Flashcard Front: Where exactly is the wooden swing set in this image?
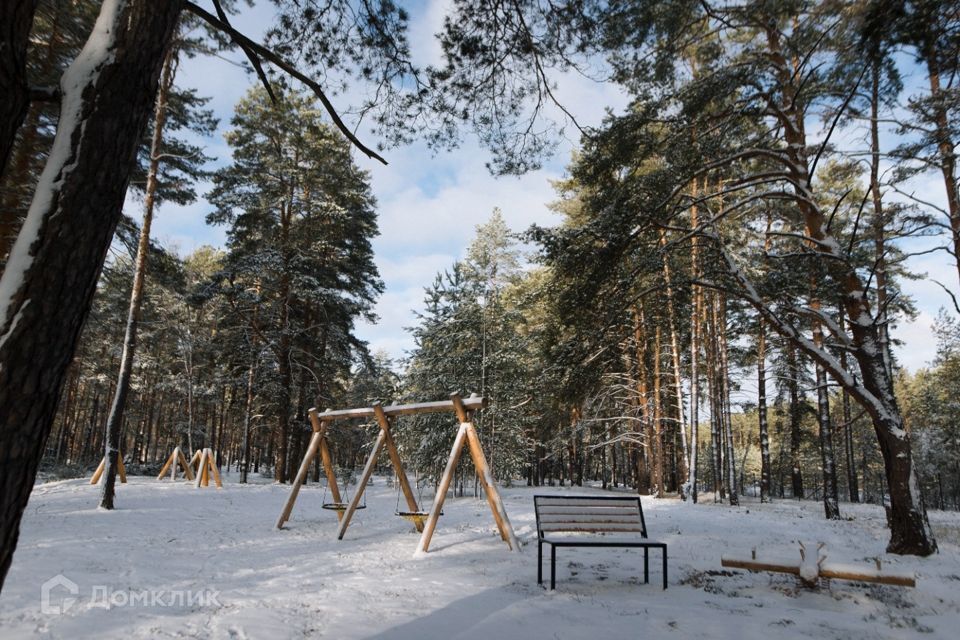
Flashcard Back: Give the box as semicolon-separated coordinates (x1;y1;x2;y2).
277;392;518;553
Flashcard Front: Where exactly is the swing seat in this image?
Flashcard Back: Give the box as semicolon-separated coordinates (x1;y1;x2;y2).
396;510;441;522
323;502;366;512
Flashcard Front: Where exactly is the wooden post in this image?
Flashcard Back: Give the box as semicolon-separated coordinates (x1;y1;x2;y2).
276;412;328;528
450;393;518;550
206;449;222;488
464;423;517;549
314;410;343;521
157;447;176;480
337;428;386;540
374;403;423;532
194;449;209;488
416;422;468;554
91;451;126;485
178;447;195;481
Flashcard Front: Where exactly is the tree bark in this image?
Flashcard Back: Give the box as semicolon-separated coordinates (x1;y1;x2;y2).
688;181;702;503
757;320;772;503
0;0;38;179
786;341;804;499
812;318;840;520
659;230;689;495
0;0;40;267
718;293;738;505
0;0;183;590
100;46;178;509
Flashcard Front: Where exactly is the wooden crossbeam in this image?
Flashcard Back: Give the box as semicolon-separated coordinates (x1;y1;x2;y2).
314;395;487;421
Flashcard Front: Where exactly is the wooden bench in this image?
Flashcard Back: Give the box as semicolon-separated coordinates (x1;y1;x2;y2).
534;494;668;590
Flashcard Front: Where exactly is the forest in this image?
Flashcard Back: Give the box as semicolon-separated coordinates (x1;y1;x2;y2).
1;1;959;636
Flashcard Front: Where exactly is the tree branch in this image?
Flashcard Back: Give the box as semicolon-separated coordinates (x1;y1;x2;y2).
184;1;387;165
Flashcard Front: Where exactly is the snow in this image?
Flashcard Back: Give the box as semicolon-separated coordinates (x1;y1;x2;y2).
2;475;959;639
0;0;124;353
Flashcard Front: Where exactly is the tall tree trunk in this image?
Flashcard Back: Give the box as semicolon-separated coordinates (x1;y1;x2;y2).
659;230;689;495
633;306;651;494
688;194;701;502
812;318;840;520
718;294;738;505
920;45;960;287
868;57;895;379
706;292;723;499
240;356;255;484
0;0;184;590
747;24;937;554
757;320;772;503
786;341;804;499
652;324;664;497
0;0;39;180
839;334;860;503
100;46;177;509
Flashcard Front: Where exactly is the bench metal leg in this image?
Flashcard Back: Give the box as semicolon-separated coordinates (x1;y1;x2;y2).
538;540;542;584
644;547;649;584
550;545;557;590
662;546;668;590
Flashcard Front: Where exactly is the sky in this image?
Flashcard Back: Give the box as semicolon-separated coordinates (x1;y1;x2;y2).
149;0;954;374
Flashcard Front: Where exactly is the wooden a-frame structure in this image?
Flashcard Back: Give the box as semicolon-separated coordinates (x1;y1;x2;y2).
277;393;518;553
90;450;127;485
157;446;195;482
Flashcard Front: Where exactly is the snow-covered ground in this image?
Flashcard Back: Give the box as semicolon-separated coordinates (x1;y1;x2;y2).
2;474;958;639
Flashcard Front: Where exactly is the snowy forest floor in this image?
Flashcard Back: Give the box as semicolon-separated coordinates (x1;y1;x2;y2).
2;475;959;639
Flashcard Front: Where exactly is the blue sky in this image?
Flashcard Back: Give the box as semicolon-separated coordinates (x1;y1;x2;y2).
147;1;955;373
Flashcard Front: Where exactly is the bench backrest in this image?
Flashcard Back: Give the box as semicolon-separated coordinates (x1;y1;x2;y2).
534;495;648;538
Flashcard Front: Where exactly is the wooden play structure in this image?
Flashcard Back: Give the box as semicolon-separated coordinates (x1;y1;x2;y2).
89;451;127;485
157;446;195;482
721;541;916;588
277;393;519;554
192;447;223;488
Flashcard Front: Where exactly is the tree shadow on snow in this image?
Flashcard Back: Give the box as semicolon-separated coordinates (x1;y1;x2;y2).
364;587;531;640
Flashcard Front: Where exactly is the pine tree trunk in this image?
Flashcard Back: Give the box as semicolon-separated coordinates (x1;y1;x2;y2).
718;294;738;505
706;292;723;499
868;58;895;378
634;306;651;494
240;358;255;484
761;24;934;553
839;340;859;503
812;318;840;519
785;340;804;499
659;230;689;495
688;251;701;503
0;0;184;590
100;46;177;509
921;49;960;288
0;0;38;181
652;325;664;497
757;320;772;502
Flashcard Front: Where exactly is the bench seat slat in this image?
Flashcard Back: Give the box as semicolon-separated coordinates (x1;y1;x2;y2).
537;507;639;516
536;498;639;508
539;516;640;525
539;523;647;533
